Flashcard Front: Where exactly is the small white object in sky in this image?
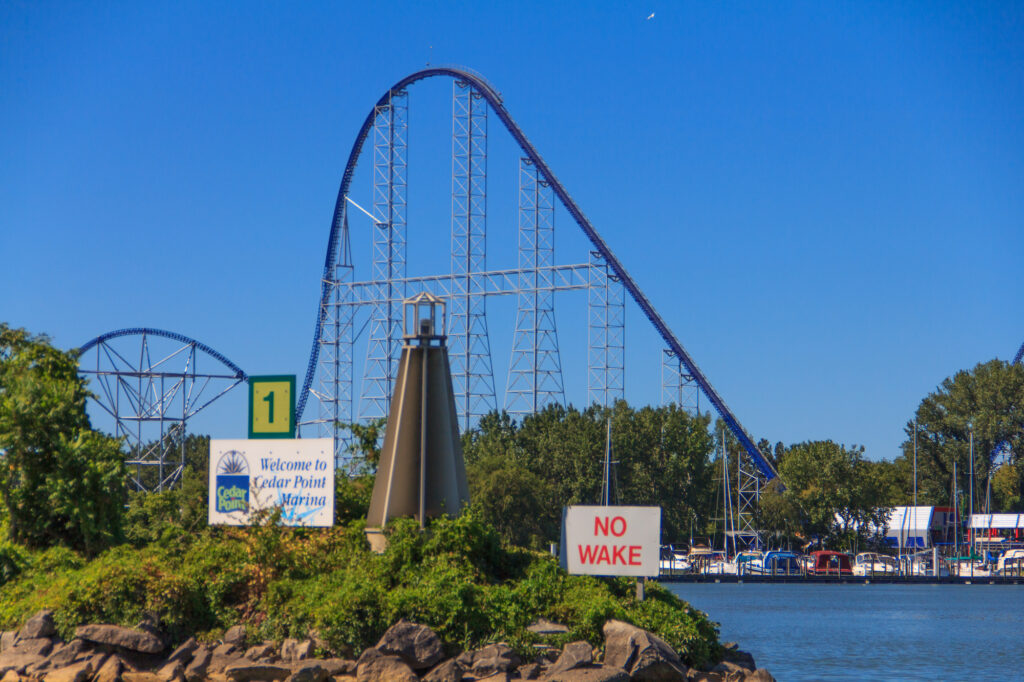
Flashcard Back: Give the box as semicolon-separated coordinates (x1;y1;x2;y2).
647;12;654;20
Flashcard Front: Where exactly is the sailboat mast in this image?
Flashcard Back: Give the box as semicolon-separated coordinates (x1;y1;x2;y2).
602;417;611;506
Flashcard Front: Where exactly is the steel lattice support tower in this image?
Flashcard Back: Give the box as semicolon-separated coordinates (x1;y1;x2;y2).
361;92;408;421
310;206;355;462
588;251;625;407
736;455;764;549
449;81;496;430
661;349;699;414
506;157;565;416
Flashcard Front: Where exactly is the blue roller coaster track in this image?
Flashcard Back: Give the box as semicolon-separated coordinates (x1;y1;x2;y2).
1015;341;1024;366
298;67;779;481
78;327;247;380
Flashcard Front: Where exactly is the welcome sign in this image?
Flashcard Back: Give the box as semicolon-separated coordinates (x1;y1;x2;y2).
209;438;334;527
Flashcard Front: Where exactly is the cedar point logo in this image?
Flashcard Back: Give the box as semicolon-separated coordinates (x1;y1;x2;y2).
216;451;250;514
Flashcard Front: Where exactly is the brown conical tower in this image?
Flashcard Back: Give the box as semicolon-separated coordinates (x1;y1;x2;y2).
366;293;470;548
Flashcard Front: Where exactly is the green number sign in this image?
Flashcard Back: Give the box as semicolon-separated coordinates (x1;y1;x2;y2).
248;375;295;439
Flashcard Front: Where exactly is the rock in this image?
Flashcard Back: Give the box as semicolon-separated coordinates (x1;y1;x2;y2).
0;652;45;676
20;610;57;640
421;658;463;682
721;649;755;672
122;674;163;682
75;625;165;655
246;644;278;662
214;644;241;657
710;661;749;676
743;671;775;682
355;654;417;682
548;642;593;675
157;659;184;681
166;638;199;665
375;619;443;671
319;659;356;676
460;643;520;677
0;632;18;654
94;655;124;682
41;660;93;682
224;626;248;646
44;640;85;670
285;662;327;682
0;670;19;682
685;672;723;682
224;663;292;682
602;620;688;681
516;662;542;680
184;647;212;682
526;619;570;636
544;667;631;682
474;674;510;682
13;637;55;657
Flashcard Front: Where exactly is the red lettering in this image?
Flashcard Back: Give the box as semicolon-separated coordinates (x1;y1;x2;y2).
578;545;599;564
594;517;610;536
612;545;626;564
597;545;611;564
611;516;627;537
628;546;642;565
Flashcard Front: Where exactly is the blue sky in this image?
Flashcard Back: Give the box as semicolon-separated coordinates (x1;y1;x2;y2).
2;2;1021;461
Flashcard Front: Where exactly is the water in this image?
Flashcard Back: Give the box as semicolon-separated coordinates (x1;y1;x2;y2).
665;582;1024;680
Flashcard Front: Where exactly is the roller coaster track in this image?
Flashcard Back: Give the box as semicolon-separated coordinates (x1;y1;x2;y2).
299;67;779;481
1015;341;1024;366
78;327;247;379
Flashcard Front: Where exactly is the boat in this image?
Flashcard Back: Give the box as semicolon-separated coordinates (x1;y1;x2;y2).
806;550;852;576
996;548;1024;576
905;550;951;577
852;552;899;577
658;545;692;574
747;550;802;575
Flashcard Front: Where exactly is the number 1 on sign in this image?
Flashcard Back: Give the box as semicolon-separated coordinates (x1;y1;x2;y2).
263;391;274;423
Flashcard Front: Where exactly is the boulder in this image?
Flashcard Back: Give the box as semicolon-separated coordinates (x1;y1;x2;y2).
43;640;85;670
184;647;212;682
0;632;18;654
19;611;57;640
41;660;93;682
156;659;184;681
544;667;631;682
547;641;593;675
75;625;165;655
0;670;19;682
214;643;241;657
224;626;248;646
602;620;688;681
93;656;124;682
0;652;45;675
422;658;464;682
284;662;327;682
526;619;570;636
355;654;417;682
710;661;749;676
457;643;520;678
246;643;278;662
224;662;292;682
13;637;55;657
166;637;199;665
720;647;755;672
319;659;356;676
743;671;775;682
375;619;443;671
122;674;164;682
515;662;542;680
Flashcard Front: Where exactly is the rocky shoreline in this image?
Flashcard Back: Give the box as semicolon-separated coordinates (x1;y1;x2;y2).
0;611;775;682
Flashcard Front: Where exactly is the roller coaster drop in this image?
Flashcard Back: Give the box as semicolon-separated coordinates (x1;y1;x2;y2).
297;67;780;539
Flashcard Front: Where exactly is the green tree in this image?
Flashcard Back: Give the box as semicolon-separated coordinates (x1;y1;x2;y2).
0;324;126;554
777;440;889;551
900;359;1024;510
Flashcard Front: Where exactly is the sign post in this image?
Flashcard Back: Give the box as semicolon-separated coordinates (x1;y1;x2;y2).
560;505;661;578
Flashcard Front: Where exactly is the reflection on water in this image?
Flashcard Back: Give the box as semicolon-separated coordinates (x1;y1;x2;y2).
665;583;1024;681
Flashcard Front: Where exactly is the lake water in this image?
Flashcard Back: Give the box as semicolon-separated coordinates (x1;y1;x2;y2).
664;582;1024;680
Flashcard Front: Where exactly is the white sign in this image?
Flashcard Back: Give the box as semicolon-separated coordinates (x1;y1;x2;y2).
209;438;334;527
561;505;661;577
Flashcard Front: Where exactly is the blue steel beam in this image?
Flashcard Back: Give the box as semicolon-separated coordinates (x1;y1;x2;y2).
299;66;779;481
